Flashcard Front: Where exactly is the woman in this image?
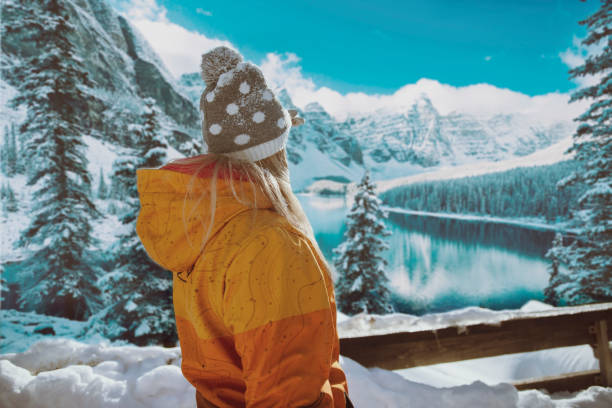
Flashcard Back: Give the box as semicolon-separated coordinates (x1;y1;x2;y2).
135;46;353;408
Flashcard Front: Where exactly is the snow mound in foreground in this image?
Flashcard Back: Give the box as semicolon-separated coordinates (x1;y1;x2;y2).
1;338;611;408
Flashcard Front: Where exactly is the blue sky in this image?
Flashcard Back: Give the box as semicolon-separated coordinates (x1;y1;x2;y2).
112;0;596;121
152;0;597;96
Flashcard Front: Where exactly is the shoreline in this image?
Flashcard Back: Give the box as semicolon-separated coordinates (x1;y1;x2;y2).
381;206;577;233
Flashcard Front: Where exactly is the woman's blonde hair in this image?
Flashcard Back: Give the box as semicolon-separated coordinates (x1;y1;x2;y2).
173;148;331;277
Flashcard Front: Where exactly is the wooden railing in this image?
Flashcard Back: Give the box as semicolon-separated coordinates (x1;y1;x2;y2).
339;303;612;393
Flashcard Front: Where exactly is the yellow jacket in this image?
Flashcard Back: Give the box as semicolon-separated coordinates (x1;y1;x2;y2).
136;159;349;407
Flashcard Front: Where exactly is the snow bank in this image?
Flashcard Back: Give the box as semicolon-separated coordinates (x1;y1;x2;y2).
340;300;603;392
1;338;610;408
0;339;193;408
337;300;610;338
341;355;518;408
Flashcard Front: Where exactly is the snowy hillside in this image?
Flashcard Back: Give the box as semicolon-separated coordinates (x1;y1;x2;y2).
376;135;574;193
2;301;611;408
1;0;200;153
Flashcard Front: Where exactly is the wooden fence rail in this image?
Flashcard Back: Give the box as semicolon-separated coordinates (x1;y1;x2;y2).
339;302;612;393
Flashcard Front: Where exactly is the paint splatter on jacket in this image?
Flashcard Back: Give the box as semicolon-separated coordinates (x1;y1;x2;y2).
135;158;349;407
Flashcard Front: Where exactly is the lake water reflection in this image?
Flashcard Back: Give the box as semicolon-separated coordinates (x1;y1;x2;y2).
297;193;558;315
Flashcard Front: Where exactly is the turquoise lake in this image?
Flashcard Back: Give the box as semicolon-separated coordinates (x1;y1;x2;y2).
297;193;560;315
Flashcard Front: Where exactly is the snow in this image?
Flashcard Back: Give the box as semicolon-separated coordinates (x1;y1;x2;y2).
1;301;611;407
1;336;609;407
302;179;347;195
0;175;29;264
377;136;574;193
288;142;363;192
0;310;109;355
0;76;27;127
83;135;119;186
0;339;193;408
350;276;363;292
382;207;577;233
337;300;611;338
134;322;151;337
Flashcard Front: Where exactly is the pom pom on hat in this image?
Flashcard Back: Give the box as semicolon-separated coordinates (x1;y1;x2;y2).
200;46;242;87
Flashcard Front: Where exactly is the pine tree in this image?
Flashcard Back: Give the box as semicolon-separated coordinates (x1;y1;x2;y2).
553;1;612;304
12;123;25;175
333;171;394;315
101;97;176;345
1;126;6;174
97;167;108;199
6;122;17;176
544;233;568;306
0;124;16;176
5;0;101;320
2;182;19;213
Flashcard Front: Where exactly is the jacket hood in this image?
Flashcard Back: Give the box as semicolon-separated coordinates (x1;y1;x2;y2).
136;158;274;275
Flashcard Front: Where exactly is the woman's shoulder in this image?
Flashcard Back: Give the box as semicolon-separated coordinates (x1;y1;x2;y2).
216;209;309;256
233;209;303;241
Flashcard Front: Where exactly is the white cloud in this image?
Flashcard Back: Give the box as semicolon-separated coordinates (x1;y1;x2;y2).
114;0;231;78
484;56;492;61
260;52;586;124
113;0;586;124
559;35;607;89
117;0;165;20
196;8;212;17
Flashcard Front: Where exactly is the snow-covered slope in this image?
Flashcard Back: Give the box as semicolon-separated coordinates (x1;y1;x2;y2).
1;0;200;151
377;136;574;193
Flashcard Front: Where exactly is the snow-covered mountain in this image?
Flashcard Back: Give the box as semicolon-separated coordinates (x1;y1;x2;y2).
179;71;576;190
2;0;200;153
339;94;574;178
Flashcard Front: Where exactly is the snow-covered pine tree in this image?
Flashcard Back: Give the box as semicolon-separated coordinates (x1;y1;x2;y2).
1;182;19;213
551;1;612;304
0;123;17;176
333;171;394;315
0;125;8;175
544;233;567;306
97;168;108;200
101;97;176;346
5;0;102;320
7;121;18;176
12;122;25;175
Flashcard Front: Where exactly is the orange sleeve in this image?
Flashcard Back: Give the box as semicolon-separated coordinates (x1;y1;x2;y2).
222;226;340;408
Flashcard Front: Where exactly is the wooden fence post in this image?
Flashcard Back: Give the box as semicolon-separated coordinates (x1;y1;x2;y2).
594;319;612;387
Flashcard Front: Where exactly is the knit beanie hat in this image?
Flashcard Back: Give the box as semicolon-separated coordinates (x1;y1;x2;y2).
199;46;300;162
